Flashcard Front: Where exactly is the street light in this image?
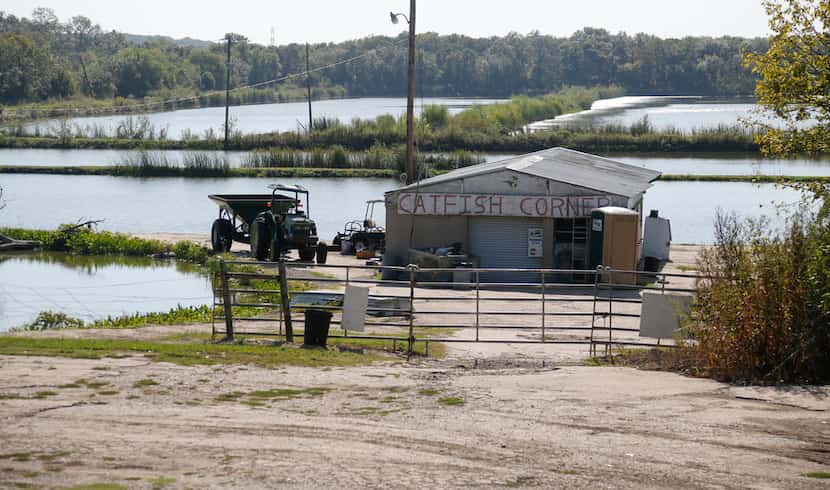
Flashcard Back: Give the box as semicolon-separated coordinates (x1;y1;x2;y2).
391;1;416;185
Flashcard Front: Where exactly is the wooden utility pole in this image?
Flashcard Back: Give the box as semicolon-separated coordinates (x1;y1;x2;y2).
405;0;417;185
223;33;233;149
306;43;313;133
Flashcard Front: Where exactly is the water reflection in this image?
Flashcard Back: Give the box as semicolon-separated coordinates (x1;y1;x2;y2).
0;252;211;331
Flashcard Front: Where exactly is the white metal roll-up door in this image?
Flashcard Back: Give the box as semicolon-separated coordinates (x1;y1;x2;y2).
469;217;544;283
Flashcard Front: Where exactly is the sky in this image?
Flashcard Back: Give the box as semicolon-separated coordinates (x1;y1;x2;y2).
0;0;771;45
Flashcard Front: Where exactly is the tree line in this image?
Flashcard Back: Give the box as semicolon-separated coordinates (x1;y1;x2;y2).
0;8;767;105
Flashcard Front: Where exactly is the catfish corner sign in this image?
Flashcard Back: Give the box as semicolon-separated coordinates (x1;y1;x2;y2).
397;193;614;219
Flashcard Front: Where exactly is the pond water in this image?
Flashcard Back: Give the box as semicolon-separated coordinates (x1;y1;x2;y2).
0;148;250;167
0;174;807;244
0;174;395;241
4;149;830;177
18;97;507;140
0;252;212;331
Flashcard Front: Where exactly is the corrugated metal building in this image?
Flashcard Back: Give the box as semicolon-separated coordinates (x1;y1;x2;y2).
383;147;661;280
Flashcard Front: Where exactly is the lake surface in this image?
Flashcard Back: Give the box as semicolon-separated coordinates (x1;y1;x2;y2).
4;149;830;177
0;175;394;241
0;252;212;331
18;97;507;140
0;174;807;244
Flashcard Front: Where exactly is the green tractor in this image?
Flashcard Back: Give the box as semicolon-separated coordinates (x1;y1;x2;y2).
208;184;327;263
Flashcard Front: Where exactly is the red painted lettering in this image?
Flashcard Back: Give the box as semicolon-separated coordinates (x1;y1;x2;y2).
443;194;457;214
535;198;548;216
551;198;565;217
474;196;487;214
519;198;533;216
399;194;413;214
413;195;426;214
461;195;472;214
581;197;594;216
430;194;440;214
567;197;579;217
489;196;503;215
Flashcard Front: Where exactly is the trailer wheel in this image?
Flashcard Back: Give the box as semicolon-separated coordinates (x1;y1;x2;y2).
316;242;328;264
250;218;270;261
298;246;316;262
211;219;234;252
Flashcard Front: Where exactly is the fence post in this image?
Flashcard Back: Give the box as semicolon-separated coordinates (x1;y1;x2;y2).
407;264;417;359
589;265;602;357
475;270;480;342
607;266;614;357
541;271;546;343
220;259;234;341
278;260;294;343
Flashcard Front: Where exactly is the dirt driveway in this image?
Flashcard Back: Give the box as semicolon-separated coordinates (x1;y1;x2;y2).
0;346;828;489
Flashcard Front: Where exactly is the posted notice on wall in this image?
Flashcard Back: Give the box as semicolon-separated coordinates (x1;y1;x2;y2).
528;227;543;258
342;285;369;332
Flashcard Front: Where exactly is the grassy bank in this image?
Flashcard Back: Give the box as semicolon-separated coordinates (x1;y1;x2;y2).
0;125;762;154
6;165;830;183
0;165;397;178
659;174;830;183
0;226;212;263
0;336;383;368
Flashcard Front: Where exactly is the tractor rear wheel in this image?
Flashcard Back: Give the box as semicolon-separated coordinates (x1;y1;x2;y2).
250;218;270;261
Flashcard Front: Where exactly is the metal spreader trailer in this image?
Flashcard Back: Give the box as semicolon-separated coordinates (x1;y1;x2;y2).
208;184;327;263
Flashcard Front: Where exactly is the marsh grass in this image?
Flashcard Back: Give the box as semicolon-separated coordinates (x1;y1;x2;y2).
0;226;211;263
114;150;230;177
242;144;484;172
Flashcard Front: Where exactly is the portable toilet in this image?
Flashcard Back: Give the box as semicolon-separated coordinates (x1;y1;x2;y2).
643;209;672;262
589;207;640;284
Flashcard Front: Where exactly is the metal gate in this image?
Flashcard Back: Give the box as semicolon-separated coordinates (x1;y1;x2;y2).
468;216;544;282
213;259;698;358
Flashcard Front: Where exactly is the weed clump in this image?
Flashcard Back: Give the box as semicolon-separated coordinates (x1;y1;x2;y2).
684;185;830;384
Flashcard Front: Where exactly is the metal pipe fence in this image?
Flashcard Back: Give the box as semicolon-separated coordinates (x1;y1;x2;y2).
211;259;701;358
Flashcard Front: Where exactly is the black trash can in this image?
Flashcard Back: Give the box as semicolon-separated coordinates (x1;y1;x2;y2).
643;256;660;273
303;309;332;347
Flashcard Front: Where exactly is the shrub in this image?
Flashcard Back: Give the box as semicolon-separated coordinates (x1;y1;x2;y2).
19;311;84;331
685;185;830;384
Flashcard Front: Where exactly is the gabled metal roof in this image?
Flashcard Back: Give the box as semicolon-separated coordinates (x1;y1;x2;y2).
391;147;661;198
